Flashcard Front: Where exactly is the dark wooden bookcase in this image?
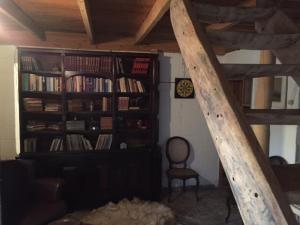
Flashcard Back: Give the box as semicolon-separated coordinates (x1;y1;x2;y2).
18;48;161;209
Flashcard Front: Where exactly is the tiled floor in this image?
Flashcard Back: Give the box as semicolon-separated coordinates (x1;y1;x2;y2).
162;188;243;225
49;188;244;225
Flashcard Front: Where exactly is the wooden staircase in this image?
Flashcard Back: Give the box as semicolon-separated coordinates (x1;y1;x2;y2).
170;0;300;225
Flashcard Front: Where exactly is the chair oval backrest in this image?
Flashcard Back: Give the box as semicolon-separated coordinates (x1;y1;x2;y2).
269;155;288;165
166;136;190;166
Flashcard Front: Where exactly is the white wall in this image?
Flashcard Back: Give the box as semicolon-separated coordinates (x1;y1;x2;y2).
159;53;219;187
269;76;300;163
0;45;19;159
158;50;263;188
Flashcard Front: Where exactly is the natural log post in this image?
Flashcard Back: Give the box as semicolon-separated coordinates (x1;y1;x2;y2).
251;50;275;154
170;0;297;225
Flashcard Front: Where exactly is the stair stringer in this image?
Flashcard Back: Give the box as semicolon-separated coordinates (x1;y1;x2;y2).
170;0;298;225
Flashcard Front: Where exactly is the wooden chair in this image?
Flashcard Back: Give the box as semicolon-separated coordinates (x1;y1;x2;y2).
166;136;199;202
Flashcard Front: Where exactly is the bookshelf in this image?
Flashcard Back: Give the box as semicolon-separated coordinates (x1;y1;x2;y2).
18;48;161;209
18;48;159;154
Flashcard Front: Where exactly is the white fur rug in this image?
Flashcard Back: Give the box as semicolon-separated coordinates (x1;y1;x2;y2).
81;198;175;225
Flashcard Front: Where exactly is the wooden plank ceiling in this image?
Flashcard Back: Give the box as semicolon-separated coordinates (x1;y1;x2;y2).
0;0;300;52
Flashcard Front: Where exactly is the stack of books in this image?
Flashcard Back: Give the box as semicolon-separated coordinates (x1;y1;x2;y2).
44;100;62;112
131;58;151;74
26;121;63;132
68;99;83;111
95;134;112;150
64;56;112;73
23;98;43;111
24;138;37;152
66;134;93;151
50;138;63;152
66;76;112;93
100;117;113;130
118;97;129;111
26;121;46;131
22;73;62;92
21;56;40;71
47;122;63;131
117;77;145;93
66;120;85;131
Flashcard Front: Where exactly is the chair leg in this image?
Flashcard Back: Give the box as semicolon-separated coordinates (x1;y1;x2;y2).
168;177;172;202
225;195;232;223
195;176;200;201
183;179;186;192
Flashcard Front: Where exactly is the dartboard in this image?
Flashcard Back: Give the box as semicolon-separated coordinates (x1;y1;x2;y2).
175;78;194;98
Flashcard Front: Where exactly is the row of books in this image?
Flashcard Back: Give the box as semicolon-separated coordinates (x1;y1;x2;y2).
23;98;62;112
50;138;63;152
21;56;40;71
23;136;147;152
67;134;93;151
131;58;151;74
22;73;62;92
24;138;37;152
26;121;63;131
66;117;113;131
64;56;112;73
68;97;111;112
95;134;112;150
117;97;148;111
115;57;151;75
66;76;112;93
117;77;145;93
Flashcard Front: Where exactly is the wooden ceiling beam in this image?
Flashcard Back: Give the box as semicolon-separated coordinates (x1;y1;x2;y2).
207;30;300;50
206;0;255;31
0;30;180;52
0;0;45;41
195;3;274;24
135;0;170;44
246;109;300;125
77;0;95;43
223;64;300;79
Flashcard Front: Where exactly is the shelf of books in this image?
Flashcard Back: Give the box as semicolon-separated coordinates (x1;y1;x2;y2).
18;48;158;155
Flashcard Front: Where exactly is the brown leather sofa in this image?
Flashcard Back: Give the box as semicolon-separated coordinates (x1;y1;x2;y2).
0;160;67;225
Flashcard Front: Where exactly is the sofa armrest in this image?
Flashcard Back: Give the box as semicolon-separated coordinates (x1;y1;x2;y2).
34;178;64;203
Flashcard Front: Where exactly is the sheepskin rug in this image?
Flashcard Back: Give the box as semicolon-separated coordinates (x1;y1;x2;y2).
81;198;175;225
